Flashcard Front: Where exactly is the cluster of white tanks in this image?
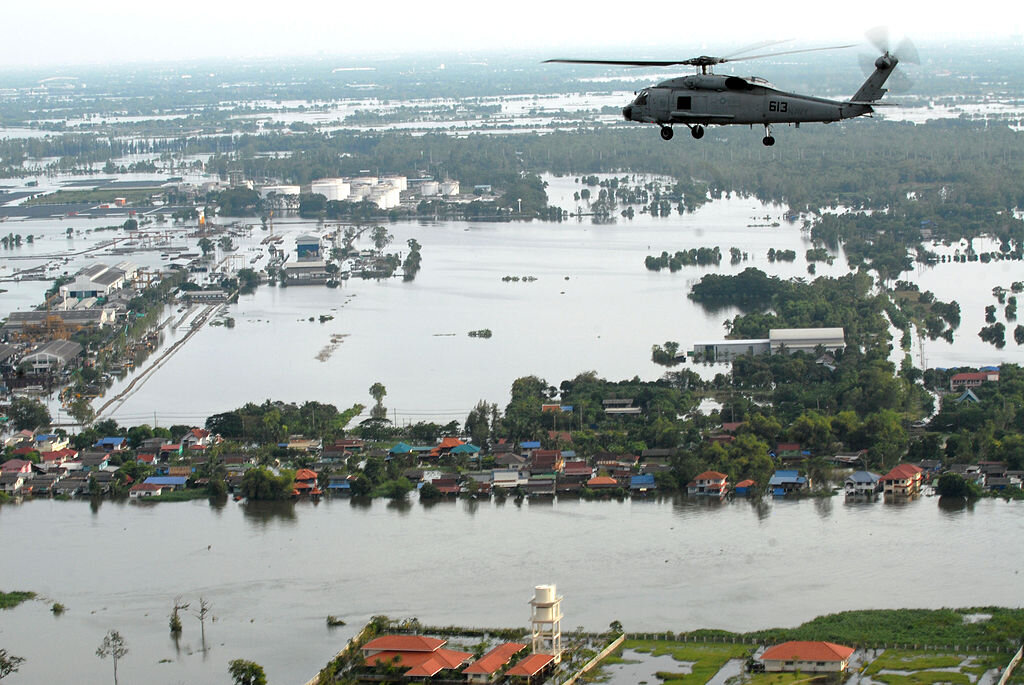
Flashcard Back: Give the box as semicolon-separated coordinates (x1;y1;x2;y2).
419;179;460;197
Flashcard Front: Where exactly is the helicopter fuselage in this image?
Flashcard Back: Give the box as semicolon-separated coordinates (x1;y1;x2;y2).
622;74;872;128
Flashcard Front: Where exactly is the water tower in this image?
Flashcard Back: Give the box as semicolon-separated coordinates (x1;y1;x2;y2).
529;584;563;664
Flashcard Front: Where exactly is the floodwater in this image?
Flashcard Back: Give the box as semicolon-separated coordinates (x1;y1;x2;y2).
0;494;1020;684
4;177;1021;425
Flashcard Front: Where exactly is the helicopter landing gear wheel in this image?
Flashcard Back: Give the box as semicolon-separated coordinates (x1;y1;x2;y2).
690;125;705;139
762;124;775;146
660;126;674;141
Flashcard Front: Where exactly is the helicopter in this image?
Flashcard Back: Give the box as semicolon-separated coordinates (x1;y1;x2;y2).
545;32;917;146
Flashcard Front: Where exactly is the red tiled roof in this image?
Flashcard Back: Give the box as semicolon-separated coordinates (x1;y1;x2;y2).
294;468;318;482
736;479;756;488
951;372;987;382
438;437;464;449
564;462;593;476
776;443;801;452
506;653;555;677
130;483;164;492
12;446;36;456
587;476;619;487
463;643;527;675
40;448;77;462
366;648;472;677
881;463;923;481
694;470;727;481
362;635;446;653
760;641;854;663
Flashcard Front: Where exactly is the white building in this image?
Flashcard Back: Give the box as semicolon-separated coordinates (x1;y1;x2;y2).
769;327;846;354
439;179;460;196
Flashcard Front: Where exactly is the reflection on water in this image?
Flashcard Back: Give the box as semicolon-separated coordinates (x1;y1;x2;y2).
0;496;1022;685
240;500;298;523
938;496;975;514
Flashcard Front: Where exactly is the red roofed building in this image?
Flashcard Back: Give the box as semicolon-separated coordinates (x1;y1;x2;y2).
759;641;855;673
505;653;555;682
362;635;472;678
130;482;167;499
293;468;321;497
1;459;33;474
429;436;465;458
687;470;728;497
40;448;78;466
463;643;526;683
529;449;564;474
950;370;999;391
586;475;619;490
880;463;923;496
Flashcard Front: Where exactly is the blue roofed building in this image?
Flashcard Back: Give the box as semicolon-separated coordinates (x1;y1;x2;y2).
769;470;809;496
630;474;656;495
94;436;127;452
143;476;187;490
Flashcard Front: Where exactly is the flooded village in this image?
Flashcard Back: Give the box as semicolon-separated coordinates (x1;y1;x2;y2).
3;38;1024;685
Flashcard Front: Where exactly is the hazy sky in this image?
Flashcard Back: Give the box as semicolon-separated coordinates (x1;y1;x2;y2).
2;0;1019;69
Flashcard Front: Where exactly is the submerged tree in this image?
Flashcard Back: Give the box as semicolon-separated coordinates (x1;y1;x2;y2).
229;659;267;685
0;649;25;681
95;630;128;685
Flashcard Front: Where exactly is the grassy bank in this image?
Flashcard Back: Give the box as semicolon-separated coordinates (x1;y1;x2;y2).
0;591;36;609
682;607;1024;651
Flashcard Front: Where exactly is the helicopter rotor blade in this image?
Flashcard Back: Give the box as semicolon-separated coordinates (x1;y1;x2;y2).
543;58;691;67
895;37;920;65
866;25;890;54
721;39;793;59
721;43;856;64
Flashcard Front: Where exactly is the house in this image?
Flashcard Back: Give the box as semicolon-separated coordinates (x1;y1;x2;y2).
362;635;473;679
327;475;353;496
1;471;29;495
586;475;620;491
505;653;556;683
463;643;527;684
181;428;214;450
769;470;810;496
687;471;728;497
519;441;541;457
759;641;855;673
40;448;78;467
1;458;34;474
493;469;527;489
602;398;641;415
21;339;83;374
34;433;69;452
529;450;564;474
526;475;556;497
78;453;110;472
94;436;127;452
845;471;881;496
130;482;167;499
630;473;656;495
430;477;461;496
950;370;999;391
143;476;187;491
880;463;924;496
734;479;756;496
293;468;321;497
495;453;527;470
562;461;594;483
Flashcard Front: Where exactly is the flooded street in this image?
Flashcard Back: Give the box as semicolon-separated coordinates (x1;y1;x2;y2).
0;494;1020;684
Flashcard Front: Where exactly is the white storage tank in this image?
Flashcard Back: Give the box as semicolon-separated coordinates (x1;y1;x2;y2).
381;175;408;191
439;180;460;196
420;180;439;197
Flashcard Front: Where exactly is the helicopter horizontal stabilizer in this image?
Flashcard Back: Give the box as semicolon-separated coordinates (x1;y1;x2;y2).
844;100;900;106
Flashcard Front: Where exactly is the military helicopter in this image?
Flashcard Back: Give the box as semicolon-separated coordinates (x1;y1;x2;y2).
545;31;917;145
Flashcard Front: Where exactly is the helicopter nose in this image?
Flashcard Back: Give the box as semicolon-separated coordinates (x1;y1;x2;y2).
622;105;633;121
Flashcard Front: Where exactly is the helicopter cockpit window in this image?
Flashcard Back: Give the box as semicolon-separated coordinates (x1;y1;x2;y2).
676;96;691;110
634;91;648;106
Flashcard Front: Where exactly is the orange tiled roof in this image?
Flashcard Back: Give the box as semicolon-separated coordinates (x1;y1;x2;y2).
760;641;854;662
506;653;554;677
463;643;526;675
294;468;318;482
694;470;727;481
587;476;618;487
366;648;472;677
881;463;923;481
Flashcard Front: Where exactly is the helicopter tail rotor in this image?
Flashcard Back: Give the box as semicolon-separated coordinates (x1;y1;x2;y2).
861;26;918;94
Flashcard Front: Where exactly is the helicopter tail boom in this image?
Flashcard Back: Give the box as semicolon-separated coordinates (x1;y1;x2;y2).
851;53;898;103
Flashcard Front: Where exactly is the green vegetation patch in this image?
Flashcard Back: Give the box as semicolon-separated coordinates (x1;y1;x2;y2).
623;640;751;684
865;651;965;675
872;671;971;685
744;607;1024;651
0;591;37;609
24;188;154;207
146;489;213;502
